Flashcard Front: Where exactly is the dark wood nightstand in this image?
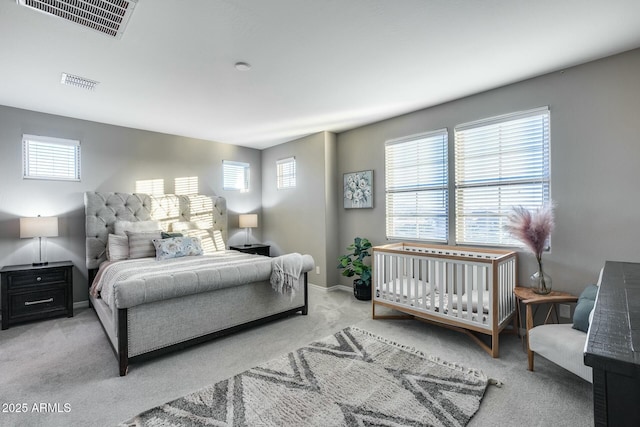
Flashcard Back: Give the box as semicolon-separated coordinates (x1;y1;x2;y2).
230;244;271;257
1;261;74;330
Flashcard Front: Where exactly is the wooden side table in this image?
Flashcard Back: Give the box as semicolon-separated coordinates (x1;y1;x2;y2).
513;286;578;371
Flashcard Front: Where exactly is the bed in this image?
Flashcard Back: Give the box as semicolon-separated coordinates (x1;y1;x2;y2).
372;242;517;357
85;191;314;376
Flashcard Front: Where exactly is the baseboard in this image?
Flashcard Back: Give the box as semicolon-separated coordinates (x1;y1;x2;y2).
308;283;352;293
74;300;90;310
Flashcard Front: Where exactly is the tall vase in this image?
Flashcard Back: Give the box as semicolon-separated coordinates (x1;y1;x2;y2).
530;260;552;295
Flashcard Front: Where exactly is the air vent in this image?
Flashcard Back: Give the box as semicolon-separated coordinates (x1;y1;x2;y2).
18;0;137;39
61;72;99;90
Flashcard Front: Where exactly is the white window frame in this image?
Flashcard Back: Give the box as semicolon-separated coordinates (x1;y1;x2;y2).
385;129;449;242
22;134;81;181
223;160;250;192
454;107;551;247
276;156;296;189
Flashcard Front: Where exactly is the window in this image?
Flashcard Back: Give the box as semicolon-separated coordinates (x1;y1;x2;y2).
454;107;550;246
385;129;448;242
23;134;80;181
223;160;250;192
135;179;165;195
277;157;296;189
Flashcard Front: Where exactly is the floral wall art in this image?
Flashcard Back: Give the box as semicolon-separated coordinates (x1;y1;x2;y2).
344;170;373;209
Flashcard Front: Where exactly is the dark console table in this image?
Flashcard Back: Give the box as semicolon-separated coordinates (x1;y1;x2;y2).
584;261;640;426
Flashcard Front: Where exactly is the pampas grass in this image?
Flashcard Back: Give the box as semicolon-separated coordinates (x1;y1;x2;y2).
505;204;555;264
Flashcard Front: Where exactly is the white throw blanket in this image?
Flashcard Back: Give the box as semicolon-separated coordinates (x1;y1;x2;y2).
270;253;304;296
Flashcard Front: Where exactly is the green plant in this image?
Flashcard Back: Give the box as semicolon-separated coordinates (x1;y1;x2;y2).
337;237;372;286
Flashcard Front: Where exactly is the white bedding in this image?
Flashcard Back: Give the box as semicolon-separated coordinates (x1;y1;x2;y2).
91;251;271;309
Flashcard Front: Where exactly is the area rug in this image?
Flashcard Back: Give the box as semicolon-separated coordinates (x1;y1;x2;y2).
120;327;492;426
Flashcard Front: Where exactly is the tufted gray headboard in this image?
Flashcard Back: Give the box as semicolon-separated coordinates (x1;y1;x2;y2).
84;192;228;270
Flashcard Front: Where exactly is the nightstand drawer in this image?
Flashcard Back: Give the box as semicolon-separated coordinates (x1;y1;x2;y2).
10;286;67;318
7;268;68;288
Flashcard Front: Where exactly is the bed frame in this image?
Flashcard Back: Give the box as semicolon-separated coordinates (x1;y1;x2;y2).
85;192;308;376
372;242;517;357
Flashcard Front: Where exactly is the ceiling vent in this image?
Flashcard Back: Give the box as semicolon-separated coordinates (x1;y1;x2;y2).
17;0;137;39
61;72;99;90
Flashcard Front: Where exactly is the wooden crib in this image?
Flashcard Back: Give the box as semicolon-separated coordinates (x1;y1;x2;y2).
372;242;517;357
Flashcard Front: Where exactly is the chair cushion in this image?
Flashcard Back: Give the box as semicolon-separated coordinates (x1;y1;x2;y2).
573;284;598;332
529;323;592;382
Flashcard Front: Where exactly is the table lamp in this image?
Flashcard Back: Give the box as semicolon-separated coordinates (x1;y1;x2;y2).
20;216;58;266
238;214;258;246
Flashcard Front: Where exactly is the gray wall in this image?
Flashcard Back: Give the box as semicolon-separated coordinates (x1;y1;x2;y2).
261;132;338;287
0;106;262;303
336;48;640;296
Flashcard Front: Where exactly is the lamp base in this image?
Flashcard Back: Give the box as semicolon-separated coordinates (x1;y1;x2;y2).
32;261;49;267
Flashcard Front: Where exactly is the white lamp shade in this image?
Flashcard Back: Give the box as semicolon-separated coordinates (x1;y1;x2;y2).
20;216;59;238
239;214;258;228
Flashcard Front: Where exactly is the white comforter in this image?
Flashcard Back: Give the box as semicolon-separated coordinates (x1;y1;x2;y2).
91;251;272;309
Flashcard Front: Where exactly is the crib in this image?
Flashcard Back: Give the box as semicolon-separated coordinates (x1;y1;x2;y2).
372;242;518;357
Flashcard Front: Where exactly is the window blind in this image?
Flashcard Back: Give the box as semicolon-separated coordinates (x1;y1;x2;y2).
23;135;81;181
277;157;296;189
454;107;550;246
223;160;250;192
385;129;448;242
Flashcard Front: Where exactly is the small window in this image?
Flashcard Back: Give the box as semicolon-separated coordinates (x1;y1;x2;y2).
385;129;449;242
223;160;250;192
23;134;80;181
454;107;551;246
277;157;296;189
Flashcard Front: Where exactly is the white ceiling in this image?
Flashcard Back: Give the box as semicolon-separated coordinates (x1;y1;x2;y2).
1;1;640;150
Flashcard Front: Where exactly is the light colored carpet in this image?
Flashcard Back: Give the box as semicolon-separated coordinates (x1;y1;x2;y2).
0;286;593;426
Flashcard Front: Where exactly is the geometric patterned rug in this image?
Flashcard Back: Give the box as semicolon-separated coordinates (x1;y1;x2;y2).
120;327;491;426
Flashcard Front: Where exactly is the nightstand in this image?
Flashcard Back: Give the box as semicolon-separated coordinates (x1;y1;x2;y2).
1;261;74;330
230;244;271;257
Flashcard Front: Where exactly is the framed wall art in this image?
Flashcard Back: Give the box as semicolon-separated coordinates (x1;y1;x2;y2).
344;170;373;209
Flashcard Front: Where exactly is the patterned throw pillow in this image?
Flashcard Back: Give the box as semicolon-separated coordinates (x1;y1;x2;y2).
152;236;203;261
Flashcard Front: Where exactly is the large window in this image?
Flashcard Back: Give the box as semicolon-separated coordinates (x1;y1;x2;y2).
385;129;448;242
22;134;81;181
223;160;250;192
454;107;551;246
276;157;296;189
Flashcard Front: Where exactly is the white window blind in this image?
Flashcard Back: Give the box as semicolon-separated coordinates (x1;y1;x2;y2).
223;160;250;192
277;157;296;189
23;135;81;181
385;129;448;242
454;107;550;246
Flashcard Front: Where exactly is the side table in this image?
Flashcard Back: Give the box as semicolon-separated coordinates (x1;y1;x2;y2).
229;244;270;257
513;286;578;371
1;261;74;330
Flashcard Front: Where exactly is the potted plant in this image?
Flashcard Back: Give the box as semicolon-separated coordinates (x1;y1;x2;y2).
337;237;373;300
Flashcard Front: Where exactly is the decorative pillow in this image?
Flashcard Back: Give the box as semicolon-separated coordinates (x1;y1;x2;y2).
106;234;129;261
572;284;599;332
171;221;195;232
126;230;162;259
182;229;215;253
153;236;203;260
161;232;183;238
114;220;160;236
